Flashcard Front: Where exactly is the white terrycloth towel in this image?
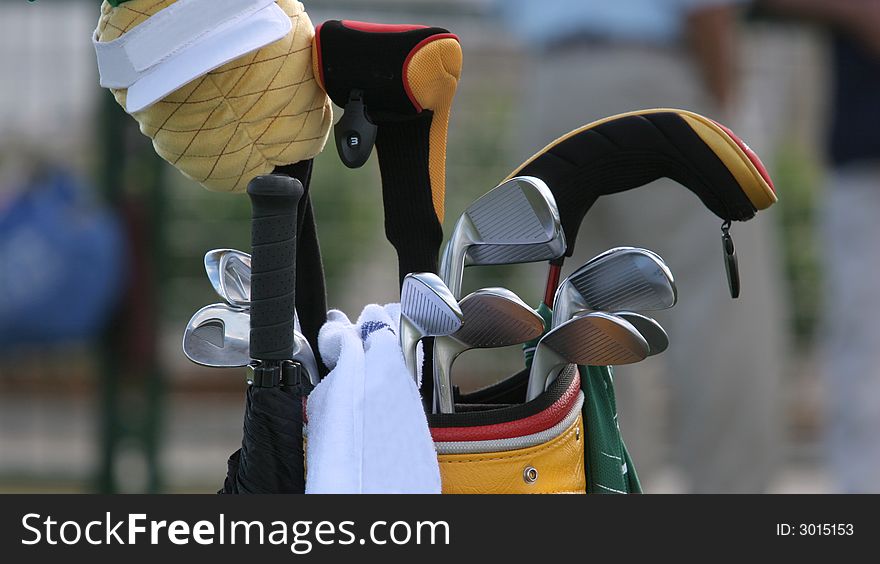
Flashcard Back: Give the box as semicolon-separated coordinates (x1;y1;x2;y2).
305;304;441;494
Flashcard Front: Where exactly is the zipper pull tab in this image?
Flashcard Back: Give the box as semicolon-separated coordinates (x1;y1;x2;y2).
721;220;740;299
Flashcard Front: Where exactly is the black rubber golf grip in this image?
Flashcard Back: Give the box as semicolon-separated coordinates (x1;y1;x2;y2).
247;175;303;361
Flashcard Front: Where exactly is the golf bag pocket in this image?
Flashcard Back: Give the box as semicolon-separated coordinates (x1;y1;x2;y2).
431;367;586;494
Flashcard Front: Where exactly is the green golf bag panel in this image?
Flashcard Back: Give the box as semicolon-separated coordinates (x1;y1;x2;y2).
581;365;642;494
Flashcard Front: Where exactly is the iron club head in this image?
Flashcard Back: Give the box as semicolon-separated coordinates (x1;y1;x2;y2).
183;303;318;385
219;251;251;308
615;311;669;356
399;273;464;385
183;303;251;368
203;249;302;332
433;287;545;413
551;247;677;328
440;176;565;298
204;249;229;300
526;311;649;401
204;249;252;308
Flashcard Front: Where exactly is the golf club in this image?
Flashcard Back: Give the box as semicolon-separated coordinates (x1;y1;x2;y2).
204;249;233;301
433;287;544;414
399;272;464;385
183;303;251;368
182;303;320;385
526;311;650;401
615;311;669;356
203;249;308;332
219;251;251;308
551;247;677;329
205;248;252;308
439;176;565;298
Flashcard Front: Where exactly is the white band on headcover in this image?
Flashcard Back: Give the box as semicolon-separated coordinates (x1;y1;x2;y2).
94;0;291;113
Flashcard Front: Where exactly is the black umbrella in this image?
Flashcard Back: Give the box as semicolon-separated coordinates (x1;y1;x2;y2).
220;174;311;494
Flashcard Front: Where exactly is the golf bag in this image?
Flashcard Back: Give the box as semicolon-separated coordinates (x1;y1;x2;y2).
94;2;777;494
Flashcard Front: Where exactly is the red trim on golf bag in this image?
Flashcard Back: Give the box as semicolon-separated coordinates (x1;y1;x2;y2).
431;371;581;442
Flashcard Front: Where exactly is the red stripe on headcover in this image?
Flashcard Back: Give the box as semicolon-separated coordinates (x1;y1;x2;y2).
314;22;326;89
341;20;428;33
401;33;460;112
712;120;775;194
431;370;581;442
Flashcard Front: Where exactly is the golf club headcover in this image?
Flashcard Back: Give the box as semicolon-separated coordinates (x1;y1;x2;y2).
313;20;462;280
94;0;332;193
506;109;777;257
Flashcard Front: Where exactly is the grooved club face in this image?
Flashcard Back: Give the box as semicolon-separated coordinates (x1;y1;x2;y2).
453;288;544;348
205;249;252;308
552;247;677;327
543;312;648;365
399;273;463;384
400;273;463;336
433;287;544;414
526;311;650;401
441;176;565;298
219;252;251;308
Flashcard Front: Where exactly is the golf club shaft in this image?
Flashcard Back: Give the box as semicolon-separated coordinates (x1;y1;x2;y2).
527;345;565;401
543;260;564;308
433;338;464;414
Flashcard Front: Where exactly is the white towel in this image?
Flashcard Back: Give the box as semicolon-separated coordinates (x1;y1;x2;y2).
305;304;441;494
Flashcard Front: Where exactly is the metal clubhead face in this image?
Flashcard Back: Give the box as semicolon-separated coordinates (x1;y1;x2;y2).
440;176;565;298
433;287;544;414
616;311;669;356
183;303;318;385
205;249;251;307
453;287;544;348
204;249;228;300
551;247;677;328
183;303;251;368
219;251;251;308
399;273;464;384
526;311;650;401
203;251;302;331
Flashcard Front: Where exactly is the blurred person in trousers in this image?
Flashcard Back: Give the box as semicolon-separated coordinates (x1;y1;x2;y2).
496;0;789;493
760;0;880;493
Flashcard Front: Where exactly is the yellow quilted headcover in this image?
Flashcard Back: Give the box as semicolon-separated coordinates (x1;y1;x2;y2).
96;0;332;192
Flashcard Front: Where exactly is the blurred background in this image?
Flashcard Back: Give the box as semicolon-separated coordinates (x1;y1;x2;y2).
0;0;864;493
